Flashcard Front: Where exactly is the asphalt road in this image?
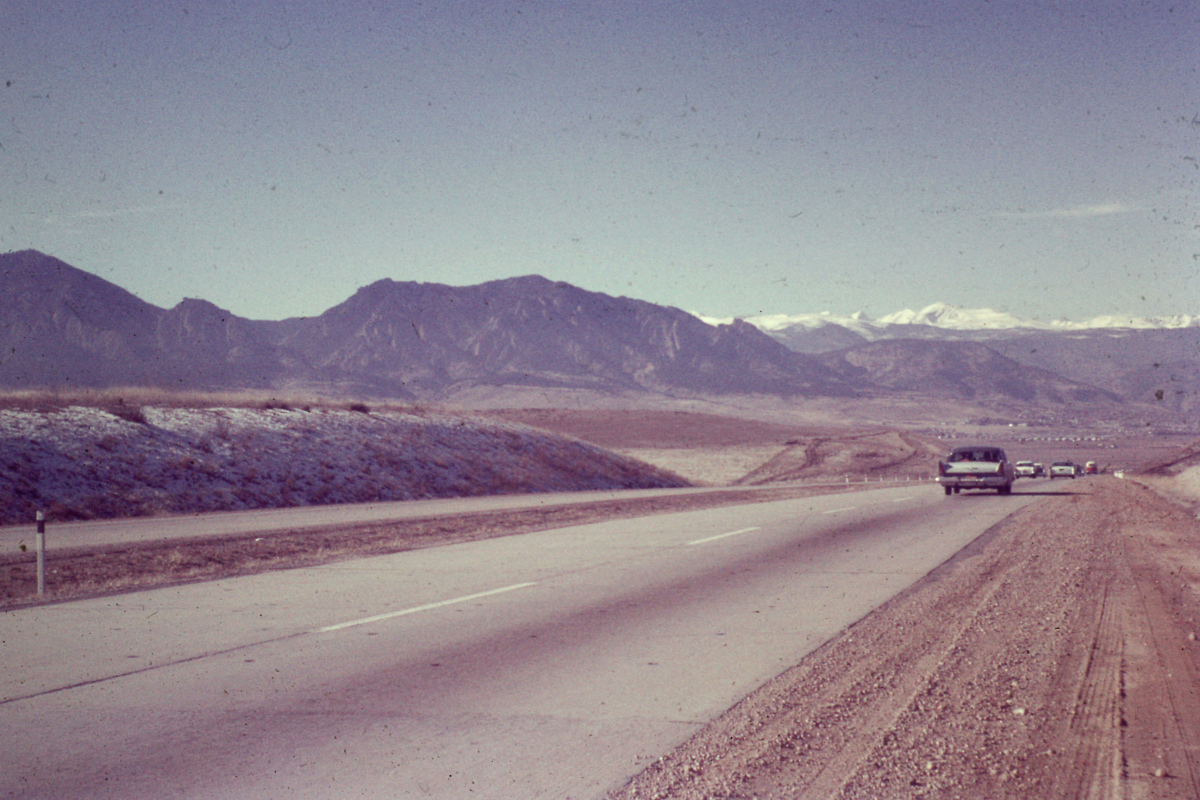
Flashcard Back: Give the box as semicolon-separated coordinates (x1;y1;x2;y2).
1;483;1045;799
0;483;841;555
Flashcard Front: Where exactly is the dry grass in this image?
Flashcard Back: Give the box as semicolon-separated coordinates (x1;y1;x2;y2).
0;387;416;414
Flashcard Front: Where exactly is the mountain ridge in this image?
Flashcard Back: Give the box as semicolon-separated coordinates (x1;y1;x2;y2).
0;250;851;400
1;250;1186;414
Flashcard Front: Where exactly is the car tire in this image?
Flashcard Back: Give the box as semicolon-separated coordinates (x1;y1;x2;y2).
945;486;952;496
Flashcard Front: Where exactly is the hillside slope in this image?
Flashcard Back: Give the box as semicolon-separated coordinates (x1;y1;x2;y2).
0;405;687;525
817;339;1122;405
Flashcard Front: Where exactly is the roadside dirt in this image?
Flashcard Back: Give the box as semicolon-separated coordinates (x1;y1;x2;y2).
607;476;1200;799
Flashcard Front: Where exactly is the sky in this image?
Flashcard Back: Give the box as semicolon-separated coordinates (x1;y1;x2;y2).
2;1;1197;323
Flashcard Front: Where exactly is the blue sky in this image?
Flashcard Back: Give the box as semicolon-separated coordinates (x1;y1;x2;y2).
3;1;1197;322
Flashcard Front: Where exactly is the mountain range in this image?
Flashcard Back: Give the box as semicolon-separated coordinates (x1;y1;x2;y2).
720;304;1198;415
701;303;1199;338
1;250;1194;415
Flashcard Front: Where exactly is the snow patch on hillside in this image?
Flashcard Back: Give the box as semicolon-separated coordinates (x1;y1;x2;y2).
0;407;687;525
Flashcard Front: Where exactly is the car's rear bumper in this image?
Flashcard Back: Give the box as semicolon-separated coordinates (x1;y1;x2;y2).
937;475;1010;489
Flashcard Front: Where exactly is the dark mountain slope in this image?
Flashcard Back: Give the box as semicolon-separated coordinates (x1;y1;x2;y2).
270;276;852;397
818;339;1122;405
986;329;1200;414
0;250;164;387
0;252;850;398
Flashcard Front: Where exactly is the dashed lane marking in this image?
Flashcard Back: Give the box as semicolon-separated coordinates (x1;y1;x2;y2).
687;527;762;546
315;582;539;633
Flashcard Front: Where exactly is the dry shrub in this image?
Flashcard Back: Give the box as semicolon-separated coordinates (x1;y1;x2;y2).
105;403;148;425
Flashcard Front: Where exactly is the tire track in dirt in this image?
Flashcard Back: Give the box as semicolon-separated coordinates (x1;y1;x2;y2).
1121;531;1200;795
1053;583;1125;799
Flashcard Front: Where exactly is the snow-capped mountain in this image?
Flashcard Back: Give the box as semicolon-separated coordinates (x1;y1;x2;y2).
694;310;880;336
884;303;1199;332
697;302;1199;336
876;303;1037;330
1052;313;1200;331
692;301;1200;415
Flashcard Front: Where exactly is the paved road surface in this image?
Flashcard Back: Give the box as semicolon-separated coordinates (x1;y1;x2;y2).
0;484;794;554
1;484;1043;798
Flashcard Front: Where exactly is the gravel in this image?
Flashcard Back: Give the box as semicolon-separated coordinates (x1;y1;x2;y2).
607;476;1200;799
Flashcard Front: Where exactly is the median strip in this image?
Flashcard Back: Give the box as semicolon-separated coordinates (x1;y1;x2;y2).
315;582;539;633
687;527;762;546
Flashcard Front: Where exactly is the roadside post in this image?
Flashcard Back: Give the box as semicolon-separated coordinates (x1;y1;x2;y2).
36;510;45;596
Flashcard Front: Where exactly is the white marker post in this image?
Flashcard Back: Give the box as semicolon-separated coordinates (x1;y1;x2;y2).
35;510;45;596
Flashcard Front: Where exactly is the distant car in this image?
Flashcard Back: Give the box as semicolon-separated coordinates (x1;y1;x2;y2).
937;445;1016;495
1014;461;1037;479
1084;461;1098;475
1034;463;1045;477
1049;461;1076;479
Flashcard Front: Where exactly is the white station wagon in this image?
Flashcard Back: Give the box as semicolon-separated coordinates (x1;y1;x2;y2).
1049;461;1077;479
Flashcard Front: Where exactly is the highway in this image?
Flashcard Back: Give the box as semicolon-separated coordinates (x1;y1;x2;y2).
0;485;730;554
1;484;1042;798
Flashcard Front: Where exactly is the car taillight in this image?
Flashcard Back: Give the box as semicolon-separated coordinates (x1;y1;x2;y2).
938;461;948;475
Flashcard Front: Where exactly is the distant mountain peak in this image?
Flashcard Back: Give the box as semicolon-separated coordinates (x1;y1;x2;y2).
712;301;1199;335
877;303;1031;330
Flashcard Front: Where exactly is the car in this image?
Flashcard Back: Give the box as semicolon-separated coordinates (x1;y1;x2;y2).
937;445;1016;495
1049;460;1076;479
1034;463;1045;477
1084;461;1098;475
1014;460;1037;479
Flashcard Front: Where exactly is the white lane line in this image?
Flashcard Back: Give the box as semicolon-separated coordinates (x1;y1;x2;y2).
892;496;915;503
688;527;761;546
822;506;857;515
315;582;538;633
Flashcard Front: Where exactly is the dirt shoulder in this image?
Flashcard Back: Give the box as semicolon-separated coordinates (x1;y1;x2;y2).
608;476;1200;799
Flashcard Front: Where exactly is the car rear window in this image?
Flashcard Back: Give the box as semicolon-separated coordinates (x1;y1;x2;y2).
949;449;1001;463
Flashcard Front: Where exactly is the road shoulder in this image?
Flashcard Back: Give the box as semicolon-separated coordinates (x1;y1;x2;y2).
608;477;1200;799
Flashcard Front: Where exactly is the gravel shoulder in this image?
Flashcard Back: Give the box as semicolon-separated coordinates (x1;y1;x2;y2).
607;476;1200;799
